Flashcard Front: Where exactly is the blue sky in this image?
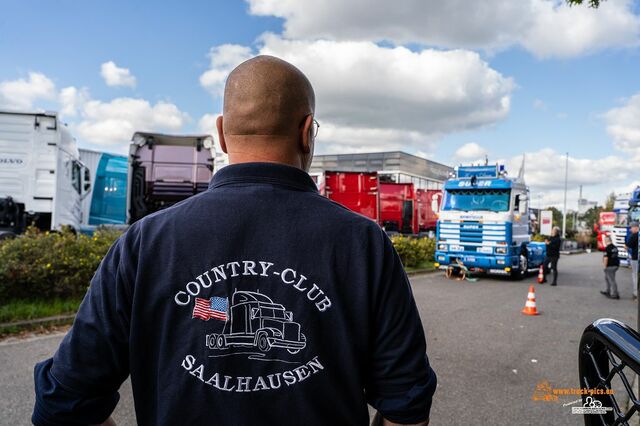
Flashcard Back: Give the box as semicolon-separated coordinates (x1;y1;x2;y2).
0;0;276;117
1;0;640;207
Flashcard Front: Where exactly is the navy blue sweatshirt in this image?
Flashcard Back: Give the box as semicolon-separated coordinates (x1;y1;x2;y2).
33;162;436;425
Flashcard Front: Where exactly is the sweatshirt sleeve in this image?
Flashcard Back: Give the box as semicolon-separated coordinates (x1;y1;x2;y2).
365;232;437;424
32;227;138;426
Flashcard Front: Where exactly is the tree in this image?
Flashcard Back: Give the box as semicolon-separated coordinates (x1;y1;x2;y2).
566;0;604;7
605;192;616;211
582;205;602;232
545;206;576;236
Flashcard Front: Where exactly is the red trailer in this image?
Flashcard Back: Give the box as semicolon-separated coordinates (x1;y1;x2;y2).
595;211;616;251
416;189;442;234
321;171;379;222
379;182;418;234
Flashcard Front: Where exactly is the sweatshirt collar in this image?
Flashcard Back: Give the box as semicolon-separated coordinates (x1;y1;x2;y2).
209;162;318;193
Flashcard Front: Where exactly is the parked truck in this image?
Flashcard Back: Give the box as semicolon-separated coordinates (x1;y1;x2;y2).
79;149;127;231
206;291;306;354
434;164;546;278
416;189;442;235
594;211;616;251
0;110;91;238
316;170;379;222
379;181;417;234
127;132;215;224
312;170;442;235
611;193;632;266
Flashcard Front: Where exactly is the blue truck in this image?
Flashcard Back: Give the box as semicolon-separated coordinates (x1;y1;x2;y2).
434;164;546;278
79;149;127;231
610;188;640;266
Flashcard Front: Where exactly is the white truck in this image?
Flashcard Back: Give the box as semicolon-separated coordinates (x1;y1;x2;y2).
0;110;91;238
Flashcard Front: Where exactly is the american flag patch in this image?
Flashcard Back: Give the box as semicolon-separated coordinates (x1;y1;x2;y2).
192;296;228;321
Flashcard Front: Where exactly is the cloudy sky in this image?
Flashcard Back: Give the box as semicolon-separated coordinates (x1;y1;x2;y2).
1;0;640;208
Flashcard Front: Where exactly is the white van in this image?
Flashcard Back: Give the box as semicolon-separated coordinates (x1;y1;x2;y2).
0;110;91;237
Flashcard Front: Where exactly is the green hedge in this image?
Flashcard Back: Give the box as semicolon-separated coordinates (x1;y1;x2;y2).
0;227;433;301
390;235;435;268
0;227;122;301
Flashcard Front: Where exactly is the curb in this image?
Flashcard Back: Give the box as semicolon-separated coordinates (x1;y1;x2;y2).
0;314;76;330
406;269;439;277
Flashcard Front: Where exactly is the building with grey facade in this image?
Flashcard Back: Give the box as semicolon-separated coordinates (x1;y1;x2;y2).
310;151;452;190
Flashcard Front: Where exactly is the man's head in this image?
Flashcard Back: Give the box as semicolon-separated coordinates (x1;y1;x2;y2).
631;222;639;233
216;55;317;171
552;226;560;237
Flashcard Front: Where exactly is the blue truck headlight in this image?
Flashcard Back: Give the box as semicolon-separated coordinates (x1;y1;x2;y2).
437;243;447;251
495;247;507;254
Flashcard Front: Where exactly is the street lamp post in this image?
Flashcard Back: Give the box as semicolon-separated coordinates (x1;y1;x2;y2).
562;152;569;238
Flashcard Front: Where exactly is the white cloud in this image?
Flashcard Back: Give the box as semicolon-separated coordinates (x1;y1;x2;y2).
454;142;488;161
495;148;636;208
198;113;218;135
200;45;253;96
316;122;437;155
524;0;640;58
0;72;56;110
247;0;640;58
0;70;189;152
100;61;137;88
59;86;90;117
201;34;514;155
605;93;640;156
74;97;190;149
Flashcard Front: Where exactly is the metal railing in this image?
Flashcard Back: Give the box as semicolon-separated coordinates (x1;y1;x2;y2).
579;319;640;425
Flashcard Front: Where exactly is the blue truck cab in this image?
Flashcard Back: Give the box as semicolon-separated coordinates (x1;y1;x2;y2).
434;164;546;278
612;187;640;266
79;149;128;233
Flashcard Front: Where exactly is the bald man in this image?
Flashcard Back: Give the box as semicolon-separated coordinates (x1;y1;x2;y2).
33;56;436;426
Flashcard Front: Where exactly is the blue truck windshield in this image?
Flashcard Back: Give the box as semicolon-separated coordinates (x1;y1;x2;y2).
443;188;511;212
629;207;640;223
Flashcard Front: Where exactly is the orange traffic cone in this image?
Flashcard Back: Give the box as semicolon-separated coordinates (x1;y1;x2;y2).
522;285;540;316
537;264;544;284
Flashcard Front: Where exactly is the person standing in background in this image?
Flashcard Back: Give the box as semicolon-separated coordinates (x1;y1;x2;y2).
542;226;561;286
601;236;621;300
626;222;639;300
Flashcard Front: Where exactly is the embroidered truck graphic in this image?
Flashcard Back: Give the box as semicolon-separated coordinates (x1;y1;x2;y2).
206;291;306;354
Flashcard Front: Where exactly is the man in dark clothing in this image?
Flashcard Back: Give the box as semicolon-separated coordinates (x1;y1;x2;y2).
626;222;639;299
32;56;436;426
602;236;621;299
542;226;561;286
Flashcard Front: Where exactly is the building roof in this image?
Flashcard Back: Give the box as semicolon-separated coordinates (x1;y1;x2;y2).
310;150;452;182
131;132;213;147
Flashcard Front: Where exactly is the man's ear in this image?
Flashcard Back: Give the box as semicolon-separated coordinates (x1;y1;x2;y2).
299;114;314;154
216;115;227;154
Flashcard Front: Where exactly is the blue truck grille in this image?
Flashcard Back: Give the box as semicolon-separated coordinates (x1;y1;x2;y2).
438;221;507;246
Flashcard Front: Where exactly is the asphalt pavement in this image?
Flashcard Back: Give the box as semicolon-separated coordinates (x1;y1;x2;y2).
0;251;637;425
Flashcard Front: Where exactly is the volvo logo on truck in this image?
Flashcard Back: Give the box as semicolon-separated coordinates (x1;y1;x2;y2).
0;155;25;167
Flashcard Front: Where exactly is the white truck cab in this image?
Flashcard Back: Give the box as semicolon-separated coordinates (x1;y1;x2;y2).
0;110;91;237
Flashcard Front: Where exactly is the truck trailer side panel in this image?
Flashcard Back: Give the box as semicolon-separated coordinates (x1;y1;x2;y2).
324;171;378;222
